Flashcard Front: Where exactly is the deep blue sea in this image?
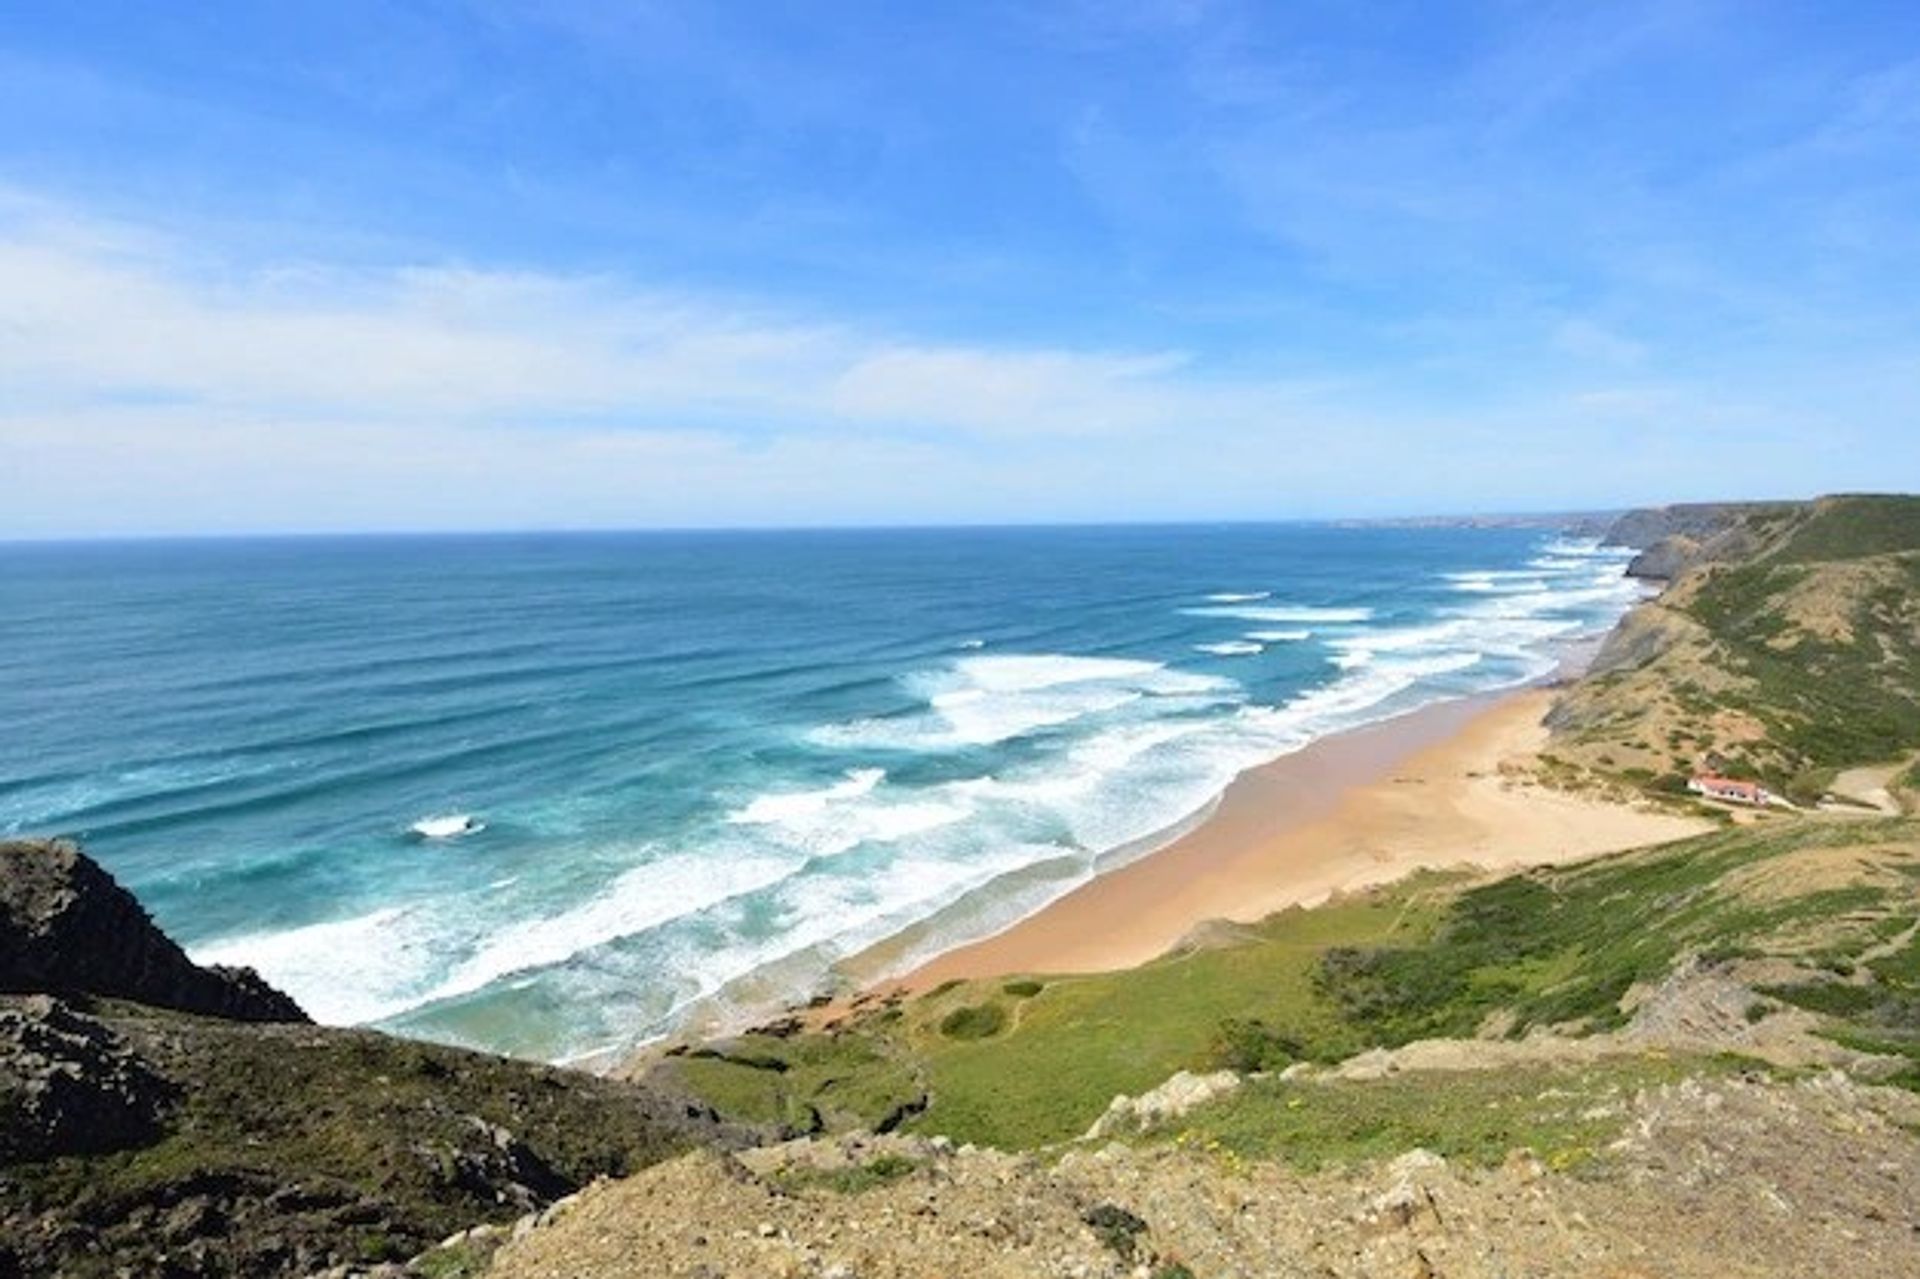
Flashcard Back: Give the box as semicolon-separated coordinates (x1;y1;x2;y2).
0;525;1639;1062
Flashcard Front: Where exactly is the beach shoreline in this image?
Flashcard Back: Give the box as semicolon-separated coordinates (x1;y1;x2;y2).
834;678;1708;1000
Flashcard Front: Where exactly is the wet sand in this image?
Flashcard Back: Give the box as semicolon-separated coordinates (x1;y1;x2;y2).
881;687;1710;989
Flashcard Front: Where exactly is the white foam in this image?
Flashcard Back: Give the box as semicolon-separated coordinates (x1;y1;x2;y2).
193;907;432;1025
192;844;804;1027
1245;629;1310;642
809;653;1231;751
422;851;800;1007
1183;604;1374;623
950;653;1164;692
1444;571;1551;594
1528;555;1598;572
1204;591;1270;603
1442;569;1550;583
1252;651;1483;740
410;813;484;840
1540;536;1618;558
727;768;884;825
650;839;1072;1031
1195;640;1264;657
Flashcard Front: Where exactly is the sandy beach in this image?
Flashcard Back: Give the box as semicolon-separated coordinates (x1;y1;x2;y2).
880;687;1711;990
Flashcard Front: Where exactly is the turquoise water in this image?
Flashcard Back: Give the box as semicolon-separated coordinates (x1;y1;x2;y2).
0;525;1639;1061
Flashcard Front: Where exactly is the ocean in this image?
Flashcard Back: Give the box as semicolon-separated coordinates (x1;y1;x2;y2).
0;524;1640;1062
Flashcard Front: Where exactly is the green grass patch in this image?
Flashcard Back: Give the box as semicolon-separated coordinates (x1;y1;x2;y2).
939;1003;1008;1039
1760;981;1881;1016
770;1152;919;1195
1768;495;1920;564
668;1030;922;1133
1165;1056;1741;1172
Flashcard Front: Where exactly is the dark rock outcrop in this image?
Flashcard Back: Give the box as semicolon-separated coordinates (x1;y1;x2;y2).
0;995;175;1162
0;838;307;1022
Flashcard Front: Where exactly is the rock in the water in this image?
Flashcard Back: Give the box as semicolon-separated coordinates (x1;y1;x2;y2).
0;838;307;1022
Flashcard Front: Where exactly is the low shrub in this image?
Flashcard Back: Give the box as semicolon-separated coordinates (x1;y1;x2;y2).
938;1003;1007;1040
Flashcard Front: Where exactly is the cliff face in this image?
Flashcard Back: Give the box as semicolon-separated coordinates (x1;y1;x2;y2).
1601;501;1797;550
0;839;750;1278
1549;494;1920;799
1600;501;1801;580
0;838;306;1023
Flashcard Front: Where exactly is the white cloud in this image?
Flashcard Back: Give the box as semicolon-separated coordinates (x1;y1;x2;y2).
1;189;1915;538
0;197;1303;444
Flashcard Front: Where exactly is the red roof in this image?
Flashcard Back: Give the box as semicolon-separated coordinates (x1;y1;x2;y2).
1693;775;1765;798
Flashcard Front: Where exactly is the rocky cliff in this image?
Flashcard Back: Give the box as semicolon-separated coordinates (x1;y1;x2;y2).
0;839;305;1023
1601;500;1798;550
1600;500;1801;580
0;840;750;1278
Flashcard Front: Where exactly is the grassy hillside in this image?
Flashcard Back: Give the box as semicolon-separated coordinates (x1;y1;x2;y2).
654;817;1920;1150
1549;494;1920;801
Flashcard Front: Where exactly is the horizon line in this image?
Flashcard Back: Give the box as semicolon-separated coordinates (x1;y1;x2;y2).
0;506;1647;549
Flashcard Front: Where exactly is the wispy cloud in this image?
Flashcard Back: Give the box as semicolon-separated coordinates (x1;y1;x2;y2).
0;195;1308;442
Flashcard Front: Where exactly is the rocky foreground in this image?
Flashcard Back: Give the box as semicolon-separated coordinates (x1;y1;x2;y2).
488;1068;1920;1279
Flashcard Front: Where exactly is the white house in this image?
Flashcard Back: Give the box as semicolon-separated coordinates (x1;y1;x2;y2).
1688;774;1772;806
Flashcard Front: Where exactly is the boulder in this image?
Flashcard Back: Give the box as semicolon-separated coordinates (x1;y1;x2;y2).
1084;1068;1242;1139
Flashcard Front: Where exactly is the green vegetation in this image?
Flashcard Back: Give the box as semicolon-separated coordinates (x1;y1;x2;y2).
1314;822;1904;1045
1549;495;1920;797
1766;494;1920;564
769;1152;920;1195
1002;979;1045;997
667;1030;923;1134
939;1002;1008;1039
671;885;1443;1148
1081;1202;1150;1259
411;1241;493;1279
1765;920;1920;1087
1164;1056;1744;1172
1682;553;1920;787
668;820;1920;1151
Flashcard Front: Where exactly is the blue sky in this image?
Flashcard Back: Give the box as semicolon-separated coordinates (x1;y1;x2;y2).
2;1;1918;535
